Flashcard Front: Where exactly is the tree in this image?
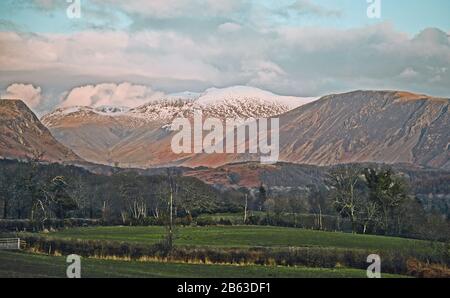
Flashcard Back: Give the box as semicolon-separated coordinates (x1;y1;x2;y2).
263;198;276;219
175;177;218;216
237;187;251;224
119;174;147;223
68;176;90;218
244;193;248;224
360;200;379;234
363;168;408;234
46;176;78;219
0;170;9;218
307;186;328;230
327;165;364;233
257;184;267;211
273;197;289;217
288;196;306;228
165;169;177;251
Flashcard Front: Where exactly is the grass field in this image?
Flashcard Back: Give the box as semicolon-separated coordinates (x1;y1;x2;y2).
0;251;406;278
41;225;433;253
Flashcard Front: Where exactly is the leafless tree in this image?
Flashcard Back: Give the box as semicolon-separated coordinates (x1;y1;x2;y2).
243;194;248;224
327;165;363;233
166;168;176;250
361;200;379;234
128;196;147;221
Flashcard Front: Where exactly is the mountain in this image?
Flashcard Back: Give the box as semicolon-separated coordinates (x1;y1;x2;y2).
41;89;449;170
44;86;313;125
0;99;82;163
193;86;314;118
278;91;450;169
42;86;315;166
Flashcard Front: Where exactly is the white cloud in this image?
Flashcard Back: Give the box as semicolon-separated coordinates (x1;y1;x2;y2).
242;60;287;87
1;83;42;108
59;82;165;108
399;67;419;79
218;22;242;33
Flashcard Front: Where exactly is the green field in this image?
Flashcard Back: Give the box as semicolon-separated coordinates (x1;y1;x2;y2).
0;251;406;278
41;225;432;253
9;225;440;278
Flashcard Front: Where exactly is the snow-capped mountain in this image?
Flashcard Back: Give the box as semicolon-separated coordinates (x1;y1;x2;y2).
126;99;195;123
36;89;450;170
196;86;315;118
196;86;312;109
43;86;316;126
126;86;311;122
41;86;317;167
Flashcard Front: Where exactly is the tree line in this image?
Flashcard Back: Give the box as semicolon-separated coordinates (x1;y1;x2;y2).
0;159;448;240
0;160;224;227
239;164;449;240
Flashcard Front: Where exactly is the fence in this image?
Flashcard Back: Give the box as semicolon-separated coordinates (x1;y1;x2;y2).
0;238;23;250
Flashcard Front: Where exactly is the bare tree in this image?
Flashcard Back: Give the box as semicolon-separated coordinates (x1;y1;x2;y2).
243;194;248;224
120;175;148;223
165;168;176;250
68;176;88;217
361;200;379;234
28;150;45;221
307;187;328;230
327;165;363;233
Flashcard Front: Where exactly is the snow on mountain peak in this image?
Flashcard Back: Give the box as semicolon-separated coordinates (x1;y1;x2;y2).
196;86;315;109
42;86;317;127
192;86;317;118
198;86;279;104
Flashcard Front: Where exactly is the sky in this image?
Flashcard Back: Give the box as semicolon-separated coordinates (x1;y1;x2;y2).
0;0;449;114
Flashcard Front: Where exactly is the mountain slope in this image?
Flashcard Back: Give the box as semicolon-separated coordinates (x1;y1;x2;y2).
40;89;449;169
0;99;82;163
42;86;315;166
278;91;450;169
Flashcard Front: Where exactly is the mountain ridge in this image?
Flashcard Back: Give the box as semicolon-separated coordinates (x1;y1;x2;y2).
0;99;83;163
278;90;449;169
9;89;449;170
41;86;316;166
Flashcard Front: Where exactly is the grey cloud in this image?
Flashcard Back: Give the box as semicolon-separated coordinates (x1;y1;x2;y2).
0;24;449;112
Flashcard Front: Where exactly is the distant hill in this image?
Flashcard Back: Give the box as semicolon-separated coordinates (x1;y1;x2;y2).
0;99;83;163
278;91;449;170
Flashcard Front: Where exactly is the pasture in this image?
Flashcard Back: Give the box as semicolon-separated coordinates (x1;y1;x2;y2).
0;251;406;278
41;225;433;253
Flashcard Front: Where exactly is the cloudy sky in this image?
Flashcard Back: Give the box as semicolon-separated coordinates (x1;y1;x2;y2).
0;0;449;115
